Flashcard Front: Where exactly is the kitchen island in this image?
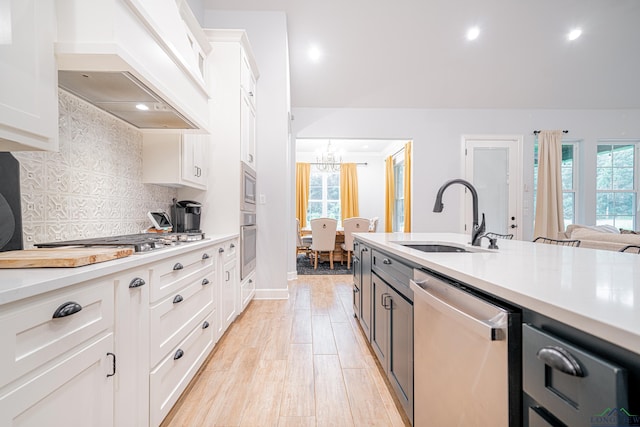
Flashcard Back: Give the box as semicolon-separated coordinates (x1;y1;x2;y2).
353;232;640;427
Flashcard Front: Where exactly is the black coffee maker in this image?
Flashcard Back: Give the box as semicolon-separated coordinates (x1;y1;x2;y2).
171;199;202;233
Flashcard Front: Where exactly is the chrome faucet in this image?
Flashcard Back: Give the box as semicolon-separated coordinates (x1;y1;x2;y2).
433;179;486;246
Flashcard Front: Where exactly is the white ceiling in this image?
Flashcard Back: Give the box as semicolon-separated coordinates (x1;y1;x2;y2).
204;0;640;110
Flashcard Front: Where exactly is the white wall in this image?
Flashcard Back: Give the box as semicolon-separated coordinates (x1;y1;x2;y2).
295;151;385;230
292;107;640;242
204;11;291;298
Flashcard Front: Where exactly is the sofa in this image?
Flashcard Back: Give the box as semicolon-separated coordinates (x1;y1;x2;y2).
558;224;640;251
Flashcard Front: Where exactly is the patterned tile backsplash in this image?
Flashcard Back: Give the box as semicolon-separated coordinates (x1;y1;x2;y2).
13;90;178;248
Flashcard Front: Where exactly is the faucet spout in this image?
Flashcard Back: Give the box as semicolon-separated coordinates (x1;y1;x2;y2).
433;179;485;246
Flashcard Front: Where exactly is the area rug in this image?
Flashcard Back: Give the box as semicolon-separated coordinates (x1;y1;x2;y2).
296;254;352;275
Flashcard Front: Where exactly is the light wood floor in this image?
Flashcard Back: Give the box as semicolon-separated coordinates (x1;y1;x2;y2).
162;275;411;427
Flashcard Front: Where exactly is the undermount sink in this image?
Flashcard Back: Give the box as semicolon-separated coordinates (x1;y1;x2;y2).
392;242;489;253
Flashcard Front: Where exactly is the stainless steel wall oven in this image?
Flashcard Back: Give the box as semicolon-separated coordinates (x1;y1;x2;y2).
240;211;256;280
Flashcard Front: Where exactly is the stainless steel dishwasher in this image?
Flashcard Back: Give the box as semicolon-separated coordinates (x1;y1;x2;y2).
410;268;521;426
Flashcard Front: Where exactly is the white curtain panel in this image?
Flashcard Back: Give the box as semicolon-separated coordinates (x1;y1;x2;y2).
534;130;565;239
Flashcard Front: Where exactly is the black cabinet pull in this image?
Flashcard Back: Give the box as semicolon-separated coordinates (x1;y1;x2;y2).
248;279;253;284
219;247;225;253
536;346;584;377
202;321;210;329
202;278;210;286
106;352;116;377
173;294;184;304
230;243;235;249
174;349;184;360
52;301;82;318
353;286;359;293
129;277;146;288
202;253;210;260
173;262;184;271
226;271;231;281
382;258;392;265
362;247;368;252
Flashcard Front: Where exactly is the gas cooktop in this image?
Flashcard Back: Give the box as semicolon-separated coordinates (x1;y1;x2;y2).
35;232;205;253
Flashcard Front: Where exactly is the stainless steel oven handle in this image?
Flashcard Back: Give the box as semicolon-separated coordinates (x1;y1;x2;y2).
411;279;505;341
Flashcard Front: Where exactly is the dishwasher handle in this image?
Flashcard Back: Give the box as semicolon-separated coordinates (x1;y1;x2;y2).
412;279;506;341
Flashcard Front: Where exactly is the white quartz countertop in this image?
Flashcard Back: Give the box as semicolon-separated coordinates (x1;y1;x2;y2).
355;232;640;355
0;233;238;305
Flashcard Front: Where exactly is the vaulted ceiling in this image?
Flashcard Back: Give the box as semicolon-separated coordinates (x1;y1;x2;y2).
204;0;640;110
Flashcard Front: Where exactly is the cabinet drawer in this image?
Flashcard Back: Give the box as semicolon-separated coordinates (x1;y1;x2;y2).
150;310;215;426
523;324;628;427
240;275;255;311
149;246;215;303
149;267;215;367
220;239;237;262
0;280;114;387
371;249;412;292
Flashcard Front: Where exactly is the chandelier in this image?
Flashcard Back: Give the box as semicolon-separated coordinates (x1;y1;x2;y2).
315;141;342;172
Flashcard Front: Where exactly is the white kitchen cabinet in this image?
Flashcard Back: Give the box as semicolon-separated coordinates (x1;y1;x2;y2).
142;133;209;190
241;93;257;168
0;280;115;426
147;242;218;425
0;0;58;151
240;271;256;312
113;267;150;427
201;30;260;236
218;239;238;335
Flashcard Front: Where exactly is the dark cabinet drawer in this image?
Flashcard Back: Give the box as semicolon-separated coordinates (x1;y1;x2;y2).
523;324;628;427
371;249;412;296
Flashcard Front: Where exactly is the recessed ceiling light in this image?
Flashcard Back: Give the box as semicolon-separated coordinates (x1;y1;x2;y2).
136;103;149;111
308;45;322;62
568;28;582;41
466;27;480;41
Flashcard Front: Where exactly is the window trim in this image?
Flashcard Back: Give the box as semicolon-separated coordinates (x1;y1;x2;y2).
595;140;640;229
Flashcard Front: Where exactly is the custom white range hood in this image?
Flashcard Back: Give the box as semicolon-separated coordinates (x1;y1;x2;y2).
55;0;211;131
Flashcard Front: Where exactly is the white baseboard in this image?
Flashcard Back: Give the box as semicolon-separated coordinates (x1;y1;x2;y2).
287;270;298;281
254;288;289;300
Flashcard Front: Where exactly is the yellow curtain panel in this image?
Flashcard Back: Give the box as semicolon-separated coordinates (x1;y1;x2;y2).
340;163;359;220
403;141;412;232
296;162;311;228
385;156;395;232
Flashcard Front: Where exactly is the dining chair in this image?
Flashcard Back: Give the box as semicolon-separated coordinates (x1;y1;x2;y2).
309;218;338;269
484;232;514;240
369;217;379;232
296;218;312;256
619;244;640;254
341;217;370;269
533;236;581;247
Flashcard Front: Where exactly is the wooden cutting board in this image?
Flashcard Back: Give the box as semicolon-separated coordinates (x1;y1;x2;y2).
0;247;134;268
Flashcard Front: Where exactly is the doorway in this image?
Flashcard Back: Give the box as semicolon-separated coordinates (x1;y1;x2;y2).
463;135;523;240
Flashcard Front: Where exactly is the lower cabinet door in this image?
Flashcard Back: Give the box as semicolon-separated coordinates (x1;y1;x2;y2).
388;288;414;424
371;274;389;366
0;333;114;427
149;310;215;426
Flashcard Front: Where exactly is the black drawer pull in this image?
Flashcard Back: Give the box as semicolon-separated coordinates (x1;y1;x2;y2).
230;243;235;249
362;247;368;252
248;279;253;284
52;301;82;318
537;346;584;377
382;258;392;265
202;253;210;260
106;352;116;378
202;278;210;286
219;247;224;253
353;286;360;293
173;262;184;271
129;277;146;288
174;349;184;360
202;321;210;329
173;294;184;304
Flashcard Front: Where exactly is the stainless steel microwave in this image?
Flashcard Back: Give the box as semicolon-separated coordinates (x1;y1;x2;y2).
241;161;256;212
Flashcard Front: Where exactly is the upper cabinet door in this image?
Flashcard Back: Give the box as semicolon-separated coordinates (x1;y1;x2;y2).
0;0;58;151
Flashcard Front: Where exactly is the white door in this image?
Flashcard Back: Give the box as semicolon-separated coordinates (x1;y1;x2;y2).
464;136;523;240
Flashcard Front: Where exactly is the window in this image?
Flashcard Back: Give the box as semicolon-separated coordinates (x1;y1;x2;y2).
596;142;638;230
307;167;341;225
534;141;579;226
393;155;404;232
